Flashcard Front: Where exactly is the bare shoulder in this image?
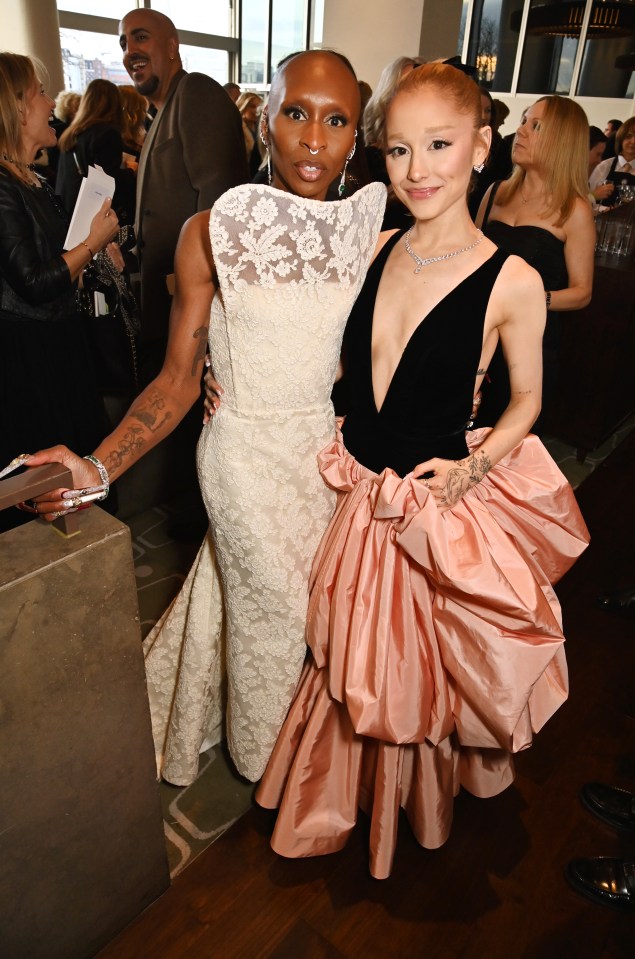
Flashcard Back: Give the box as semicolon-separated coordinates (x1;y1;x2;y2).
175;211;214;283
564;195;595;233
371;228;399;262
493;253;544;320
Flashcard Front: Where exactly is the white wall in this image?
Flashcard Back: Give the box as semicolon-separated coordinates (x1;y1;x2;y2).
320;0;425;88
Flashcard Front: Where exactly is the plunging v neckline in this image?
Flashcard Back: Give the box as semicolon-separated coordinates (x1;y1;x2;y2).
370;246;501;415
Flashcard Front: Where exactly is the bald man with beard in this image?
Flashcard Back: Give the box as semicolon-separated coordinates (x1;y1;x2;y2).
119;9;247;377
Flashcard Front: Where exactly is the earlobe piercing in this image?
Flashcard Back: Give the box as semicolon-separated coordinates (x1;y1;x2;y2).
338;130;358;198
260;124;272;185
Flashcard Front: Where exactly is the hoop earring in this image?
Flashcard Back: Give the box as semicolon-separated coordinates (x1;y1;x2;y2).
260;123;272;186
338;130;357;198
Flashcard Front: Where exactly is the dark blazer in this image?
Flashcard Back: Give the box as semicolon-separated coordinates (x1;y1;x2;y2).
134;70;248;344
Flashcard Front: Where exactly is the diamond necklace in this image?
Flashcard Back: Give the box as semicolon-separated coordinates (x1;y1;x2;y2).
403;226;484;275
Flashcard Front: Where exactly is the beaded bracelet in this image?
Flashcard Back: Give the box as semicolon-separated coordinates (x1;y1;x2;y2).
83;454;109;501
545;290;552;310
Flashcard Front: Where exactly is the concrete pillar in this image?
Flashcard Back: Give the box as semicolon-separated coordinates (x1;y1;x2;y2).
0;0;65;94
321;0;425;87
419;0;463;62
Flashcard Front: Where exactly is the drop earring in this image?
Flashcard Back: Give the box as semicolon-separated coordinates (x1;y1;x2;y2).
338;130;357;198
260;122;272;186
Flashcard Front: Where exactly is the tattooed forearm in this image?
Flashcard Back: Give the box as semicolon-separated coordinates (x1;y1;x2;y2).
467;449;491;483
191;326;208;377
101;388;176;477
441;450;492;506
102;425;145;474
131;388;172;433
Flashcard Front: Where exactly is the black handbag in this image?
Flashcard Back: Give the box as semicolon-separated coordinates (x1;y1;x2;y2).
78;225;140;395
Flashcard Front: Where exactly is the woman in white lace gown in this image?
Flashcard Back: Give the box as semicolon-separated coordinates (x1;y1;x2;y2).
27;51;386;784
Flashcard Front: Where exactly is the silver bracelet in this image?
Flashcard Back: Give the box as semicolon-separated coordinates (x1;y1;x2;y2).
83;454;109;500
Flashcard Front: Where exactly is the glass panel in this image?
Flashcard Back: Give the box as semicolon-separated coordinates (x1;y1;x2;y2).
467;0;525;92
151;0;233;36
311;0;325;45
516;0;582;94
179;45;229;84
59;29;228;92
58;1;233;35
576;0;635;98
59;28;129;93
271;0;307;68
58;1;128;14
457;0;470;56
241;0;268;85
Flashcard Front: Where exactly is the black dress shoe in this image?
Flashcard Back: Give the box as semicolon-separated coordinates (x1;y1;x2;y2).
597;586;635;618
565;857;635;911
580;782;635;832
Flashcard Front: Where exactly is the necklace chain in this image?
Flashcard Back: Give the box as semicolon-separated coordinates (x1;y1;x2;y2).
403;227;484;275
2;154;36;171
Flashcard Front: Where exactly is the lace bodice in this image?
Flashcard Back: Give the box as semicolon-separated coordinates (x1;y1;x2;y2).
208;182;386;412
144;181;386;785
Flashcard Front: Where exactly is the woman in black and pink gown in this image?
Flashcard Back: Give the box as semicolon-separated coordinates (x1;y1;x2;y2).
256;62;589;879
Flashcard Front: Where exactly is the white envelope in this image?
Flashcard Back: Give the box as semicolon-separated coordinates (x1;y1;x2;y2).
64;165;116;252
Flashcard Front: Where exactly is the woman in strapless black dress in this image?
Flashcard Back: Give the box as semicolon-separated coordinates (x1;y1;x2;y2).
475;96;595;430
257;64;589;878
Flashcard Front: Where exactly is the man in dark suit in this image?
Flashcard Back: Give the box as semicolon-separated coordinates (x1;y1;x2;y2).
118;9;247;529
119;8;248;379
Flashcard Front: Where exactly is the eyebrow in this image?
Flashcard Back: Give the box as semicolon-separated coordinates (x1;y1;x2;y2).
120;27;151;40
280;97;351;114
386;125;457;139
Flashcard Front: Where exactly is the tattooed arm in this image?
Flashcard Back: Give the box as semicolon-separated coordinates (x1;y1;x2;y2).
413;255;545;512
25;211;218;513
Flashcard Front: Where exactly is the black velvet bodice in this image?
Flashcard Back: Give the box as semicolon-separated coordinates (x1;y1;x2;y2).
341;231;509;476
478;220;568;427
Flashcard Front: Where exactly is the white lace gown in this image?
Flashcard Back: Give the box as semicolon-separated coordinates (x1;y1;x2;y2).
143;182;386;783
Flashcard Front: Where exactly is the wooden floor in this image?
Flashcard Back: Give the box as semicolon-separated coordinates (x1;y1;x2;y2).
98;433;635;959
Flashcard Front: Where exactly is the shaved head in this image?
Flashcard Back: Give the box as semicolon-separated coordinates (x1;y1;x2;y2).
119;8;181;108
268;50;360;116
120;8;178;40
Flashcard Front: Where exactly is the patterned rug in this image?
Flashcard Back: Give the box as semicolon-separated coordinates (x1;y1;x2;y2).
127;414;635;878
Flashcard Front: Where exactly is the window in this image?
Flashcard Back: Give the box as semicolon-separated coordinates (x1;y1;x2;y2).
240;0;314;86
517;0;581;94
464;0;635;99
271;0;309;67
467;0;525;91
240;0;268;84
151;0;233;36
576;0;635;98
57;1;237;92
59;28;128;92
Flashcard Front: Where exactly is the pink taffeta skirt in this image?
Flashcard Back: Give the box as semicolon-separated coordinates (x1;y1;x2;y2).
256;428;590;878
